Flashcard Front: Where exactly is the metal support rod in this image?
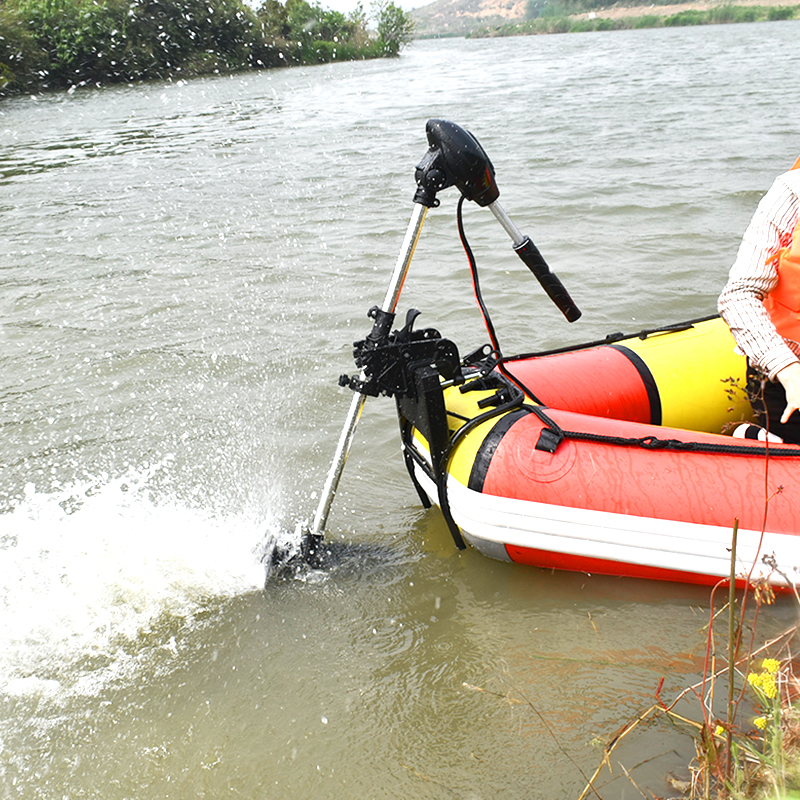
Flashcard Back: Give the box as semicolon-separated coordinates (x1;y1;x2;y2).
488;200;525;247
309;202;429;538
380;202;429;313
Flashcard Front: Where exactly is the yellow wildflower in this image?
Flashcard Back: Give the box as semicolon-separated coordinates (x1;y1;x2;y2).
753;716;768;730
714;725;725;737
748;670;778;699
761;658;781;674
761;673;778;699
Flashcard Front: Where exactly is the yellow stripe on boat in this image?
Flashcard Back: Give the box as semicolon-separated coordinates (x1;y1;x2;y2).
621;317;753;432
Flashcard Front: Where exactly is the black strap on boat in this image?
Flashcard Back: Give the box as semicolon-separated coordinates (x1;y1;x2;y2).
399;386;530;549
607;344;662;426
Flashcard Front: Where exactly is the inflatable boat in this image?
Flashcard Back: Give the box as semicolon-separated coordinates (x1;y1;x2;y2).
390;314;800;588
295;120;800;589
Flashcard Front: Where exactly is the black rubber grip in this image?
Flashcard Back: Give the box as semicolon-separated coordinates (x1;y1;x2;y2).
513;236;581;322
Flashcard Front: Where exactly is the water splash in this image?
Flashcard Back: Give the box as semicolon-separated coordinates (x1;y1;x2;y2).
0;469;268;701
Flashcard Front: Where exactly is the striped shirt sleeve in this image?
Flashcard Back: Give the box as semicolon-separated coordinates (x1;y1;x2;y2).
718;168;800;381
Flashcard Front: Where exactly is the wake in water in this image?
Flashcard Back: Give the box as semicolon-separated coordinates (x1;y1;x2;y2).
0;467;269;703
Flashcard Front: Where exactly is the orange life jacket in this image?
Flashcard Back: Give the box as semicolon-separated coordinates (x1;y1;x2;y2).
763;157;800;342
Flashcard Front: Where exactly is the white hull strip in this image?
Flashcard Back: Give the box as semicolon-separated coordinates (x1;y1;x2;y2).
411;462;800;587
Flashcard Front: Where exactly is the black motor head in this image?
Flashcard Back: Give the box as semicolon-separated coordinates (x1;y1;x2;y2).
414;119;499;208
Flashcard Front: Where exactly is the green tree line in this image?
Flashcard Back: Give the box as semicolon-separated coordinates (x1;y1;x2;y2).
0;0;413;94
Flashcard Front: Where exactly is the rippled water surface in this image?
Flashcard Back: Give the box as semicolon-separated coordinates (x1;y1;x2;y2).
2;24;800;798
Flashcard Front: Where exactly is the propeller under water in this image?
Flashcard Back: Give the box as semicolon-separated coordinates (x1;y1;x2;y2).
266;119;581;580
265;528;326;578
263;526;411;581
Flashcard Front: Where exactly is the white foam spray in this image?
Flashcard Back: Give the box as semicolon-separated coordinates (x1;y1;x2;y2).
0;468;269;701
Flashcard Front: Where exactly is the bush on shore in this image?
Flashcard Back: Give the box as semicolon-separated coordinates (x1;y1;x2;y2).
0;0;413;94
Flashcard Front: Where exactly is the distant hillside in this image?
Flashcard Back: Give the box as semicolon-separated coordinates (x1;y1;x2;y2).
411;0;528;36
410;0;800;35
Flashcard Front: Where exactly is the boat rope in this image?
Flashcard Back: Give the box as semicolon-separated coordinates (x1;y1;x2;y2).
558;427;800;457
520;402;800;458
504;316;718;361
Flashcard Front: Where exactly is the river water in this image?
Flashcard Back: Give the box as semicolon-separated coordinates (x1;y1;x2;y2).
2;23;800;799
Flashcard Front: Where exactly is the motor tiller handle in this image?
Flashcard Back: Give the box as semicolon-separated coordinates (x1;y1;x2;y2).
423;119;582;323
488;199;581;323
513;236;582;323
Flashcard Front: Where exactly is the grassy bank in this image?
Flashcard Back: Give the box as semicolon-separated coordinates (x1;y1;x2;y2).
579;508;800;799
0;0;413;95
468;3;798;36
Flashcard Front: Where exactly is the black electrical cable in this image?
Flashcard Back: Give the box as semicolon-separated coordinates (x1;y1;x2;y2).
456;195;544;406
457;195;501;358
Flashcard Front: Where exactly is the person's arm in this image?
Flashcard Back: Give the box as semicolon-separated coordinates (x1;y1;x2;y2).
718;171;800;379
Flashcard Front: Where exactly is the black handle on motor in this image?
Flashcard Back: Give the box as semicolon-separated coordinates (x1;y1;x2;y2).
514;236;582;322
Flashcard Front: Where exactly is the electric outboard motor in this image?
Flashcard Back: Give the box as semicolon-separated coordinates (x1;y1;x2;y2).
271;118;581;579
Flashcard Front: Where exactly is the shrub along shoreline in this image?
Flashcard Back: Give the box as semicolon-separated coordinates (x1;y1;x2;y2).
0;0;414;95
467;2;798;36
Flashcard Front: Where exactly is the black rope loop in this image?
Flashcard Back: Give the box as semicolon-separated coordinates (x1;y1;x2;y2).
636;436;681;450
558;427;800;458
